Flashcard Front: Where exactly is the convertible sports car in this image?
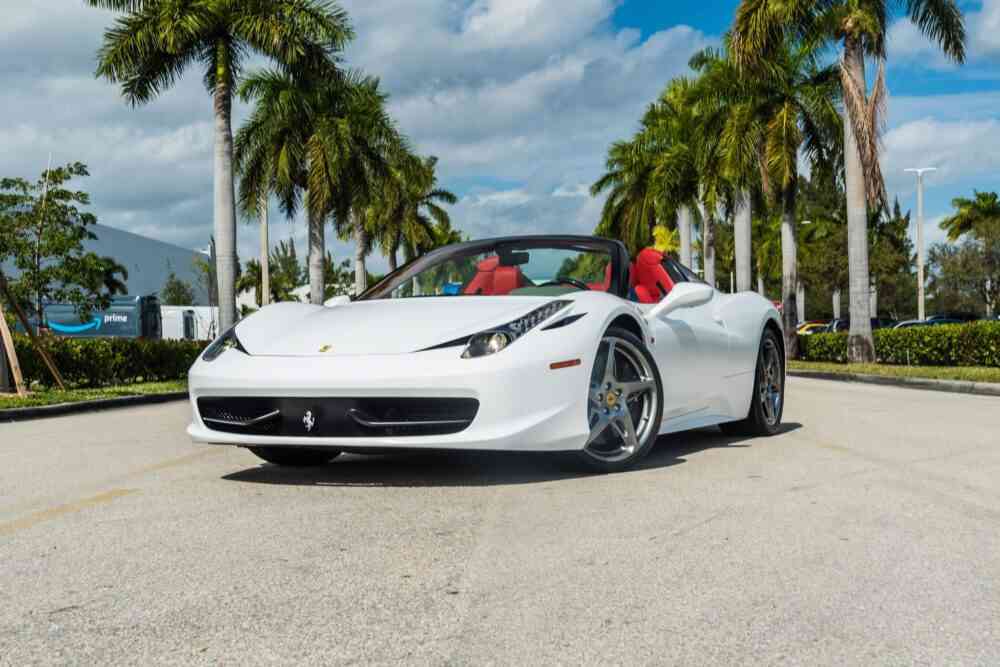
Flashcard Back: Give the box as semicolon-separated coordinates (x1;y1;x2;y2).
188;235;784;472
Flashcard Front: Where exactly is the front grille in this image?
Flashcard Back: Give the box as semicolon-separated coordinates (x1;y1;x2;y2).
197;397;479;438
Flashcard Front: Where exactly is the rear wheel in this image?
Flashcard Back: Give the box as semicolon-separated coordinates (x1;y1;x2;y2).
248;447;341;467
574;327;663;473
720;327;784;437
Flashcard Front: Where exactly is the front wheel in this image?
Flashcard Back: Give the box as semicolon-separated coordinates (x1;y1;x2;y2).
720;327;784;437
247;447;341;467
574;327;664;473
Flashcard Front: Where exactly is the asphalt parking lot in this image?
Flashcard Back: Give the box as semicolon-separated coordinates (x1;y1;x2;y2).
2;377;999;665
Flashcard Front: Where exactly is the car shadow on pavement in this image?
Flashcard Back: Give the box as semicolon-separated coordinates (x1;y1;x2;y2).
221;422;803;488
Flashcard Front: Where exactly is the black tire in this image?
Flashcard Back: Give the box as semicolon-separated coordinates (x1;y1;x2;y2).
573;326;664;473
248;447;341;467
720;326;784;437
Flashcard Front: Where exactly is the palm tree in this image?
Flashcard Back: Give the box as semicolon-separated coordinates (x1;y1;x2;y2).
591;138;660;255
90;0;352;329
593;80;703;261
236;68;400;301
689;47;760;293
700;41;841;355
732;0;966;362
372;155;456;271
939;191;1000;242
321;76;403;295
645;79;704;267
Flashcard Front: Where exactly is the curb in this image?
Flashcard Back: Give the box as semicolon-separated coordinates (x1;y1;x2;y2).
0;391;189;423
788;370;1000;397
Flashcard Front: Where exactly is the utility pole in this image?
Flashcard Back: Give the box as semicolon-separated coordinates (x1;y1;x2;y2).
904;168;936;321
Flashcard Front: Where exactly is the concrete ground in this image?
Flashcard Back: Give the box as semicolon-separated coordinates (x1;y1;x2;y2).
1;377;998;665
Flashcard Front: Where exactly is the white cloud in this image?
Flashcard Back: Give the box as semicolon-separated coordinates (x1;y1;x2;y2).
552;183;591;198
0;0;714;267
882;117;1000;196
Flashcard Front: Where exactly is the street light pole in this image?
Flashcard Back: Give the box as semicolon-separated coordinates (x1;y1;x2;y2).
905;167;936;321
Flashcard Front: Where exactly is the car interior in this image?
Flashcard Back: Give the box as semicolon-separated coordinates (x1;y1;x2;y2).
458;246;697;303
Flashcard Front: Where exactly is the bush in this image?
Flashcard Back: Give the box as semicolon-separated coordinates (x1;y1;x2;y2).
799;321;1000;367
11;335;207;388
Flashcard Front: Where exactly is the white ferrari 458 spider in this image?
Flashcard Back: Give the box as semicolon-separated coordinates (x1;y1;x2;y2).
188;235;784;472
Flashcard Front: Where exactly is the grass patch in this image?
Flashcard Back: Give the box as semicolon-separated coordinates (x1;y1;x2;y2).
789;361;1000;384
0;380;187;410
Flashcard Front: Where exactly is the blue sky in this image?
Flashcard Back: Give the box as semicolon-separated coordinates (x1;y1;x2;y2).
2;0;999;272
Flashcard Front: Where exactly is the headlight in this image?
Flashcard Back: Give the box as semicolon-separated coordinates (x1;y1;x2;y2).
201;326;247;362
462;300;571;359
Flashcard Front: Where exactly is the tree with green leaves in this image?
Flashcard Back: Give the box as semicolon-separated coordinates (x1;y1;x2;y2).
0;162;131;389
694;39;841;355
732;0;967;361
939;191;1000;242
161;272;196;305
236;67;402;300
371;155;456;271
236;238;308;305
936;190;1000;316
591;78;704;259
90;0;353;330
590;137;660;255
869;199;916;320
0;162;129;323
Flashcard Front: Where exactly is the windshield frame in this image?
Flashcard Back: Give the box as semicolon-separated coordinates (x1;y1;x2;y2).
358;235;631;301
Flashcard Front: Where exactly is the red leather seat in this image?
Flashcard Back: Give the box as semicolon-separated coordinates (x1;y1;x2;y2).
493;266;528;295
463;256;527;295
463;256;500;295
632;248;674;304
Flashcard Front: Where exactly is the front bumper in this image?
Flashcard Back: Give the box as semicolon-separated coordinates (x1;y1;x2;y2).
187;340;593;452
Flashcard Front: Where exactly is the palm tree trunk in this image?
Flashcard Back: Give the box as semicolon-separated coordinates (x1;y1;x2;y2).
307;207;324;305
388;245;398;273
698;202;716;287
354;214;368;295
678;206;693;267
833;288;841;319
734;190;752;292
259;194;270;306
842;37;875;362
757;275;765;296
213;83;238;331
780;185;799;359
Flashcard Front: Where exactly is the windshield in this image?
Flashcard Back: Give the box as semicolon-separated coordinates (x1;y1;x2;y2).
361;238;620;300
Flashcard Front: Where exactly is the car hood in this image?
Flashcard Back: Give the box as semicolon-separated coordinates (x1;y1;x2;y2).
236;296;561;356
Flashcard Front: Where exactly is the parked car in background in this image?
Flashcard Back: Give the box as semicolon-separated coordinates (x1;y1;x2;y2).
824;318;895;333
796;321;829;336
928;313;979;323
893;318;964;330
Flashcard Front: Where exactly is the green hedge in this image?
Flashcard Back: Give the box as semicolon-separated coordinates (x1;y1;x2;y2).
11;335;207;388
799;321;1000;367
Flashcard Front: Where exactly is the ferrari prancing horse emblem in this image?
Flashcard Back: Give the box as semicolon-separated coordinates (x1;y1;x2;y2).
302;410;316;433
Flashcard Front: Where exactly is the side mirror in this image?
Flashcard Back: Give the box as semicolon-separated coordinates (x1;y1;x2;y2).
324;295;351;308
645;282;714;321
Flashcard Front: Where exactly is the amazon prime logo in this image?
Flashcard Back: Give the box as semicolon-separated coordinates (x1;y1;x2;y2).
302;410;316;433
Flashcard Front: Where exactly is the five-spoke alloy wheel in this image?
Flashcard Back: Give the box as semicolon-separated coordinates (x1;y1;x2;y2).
720;326;784;437
576;326;663;472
